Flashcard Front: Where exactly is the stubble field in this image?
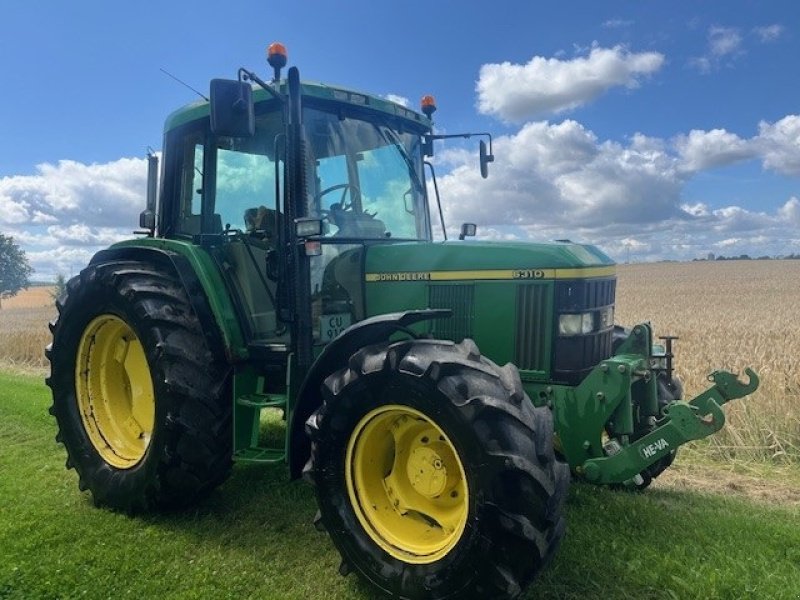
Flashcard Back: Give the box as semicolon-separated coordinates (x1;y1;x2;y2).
1;260;798;464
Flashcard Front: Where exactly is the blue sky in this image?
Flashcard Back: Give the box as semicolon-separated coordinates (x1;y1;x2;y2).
1;1;799;279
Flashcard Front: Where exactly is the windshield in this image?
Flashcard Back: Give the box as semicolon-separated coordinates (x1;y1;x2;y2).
197;103;430;242
304;107;430;241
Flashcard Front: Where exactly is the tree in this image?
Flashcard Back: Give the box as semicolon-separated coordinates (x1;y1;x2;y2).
50;273;68;302
0;234;33;309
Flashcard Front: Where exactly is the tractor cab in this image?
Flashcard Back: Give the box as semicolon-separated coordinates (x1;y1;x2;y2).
143;46;499;379
153;74;436;354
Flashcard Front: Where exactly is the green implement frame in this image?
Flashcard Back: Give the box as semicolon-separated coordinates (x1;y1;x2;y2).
546;323;759;484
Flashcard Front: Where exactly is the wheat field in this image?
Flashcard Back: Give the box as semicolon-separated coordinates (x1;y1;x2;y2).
615;260;800;462
0;287;55;370
1;260;798;462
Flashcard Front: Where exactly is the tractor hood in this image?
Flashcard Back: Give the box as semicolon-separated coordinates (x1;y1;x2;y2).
360;240;616;374
364;240;615;282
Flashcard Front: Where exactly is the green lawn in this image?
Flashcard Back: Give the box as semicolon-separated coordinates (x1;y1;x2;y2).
1;371;798;600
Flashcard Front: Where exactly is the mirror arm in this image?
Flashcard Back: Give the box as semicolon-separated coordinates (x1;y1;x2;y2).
238;68;284;103
428;131;493;153
424;161;447;241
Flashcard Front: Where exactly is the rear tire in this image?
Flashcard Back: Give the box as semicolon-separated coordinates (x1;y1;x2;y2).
46;260;232;511
306;338;569;599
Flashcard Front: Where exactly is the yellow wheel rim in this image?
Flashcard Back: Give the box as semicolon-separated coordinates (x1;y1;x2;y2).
345;405;469;564
75;315;155;469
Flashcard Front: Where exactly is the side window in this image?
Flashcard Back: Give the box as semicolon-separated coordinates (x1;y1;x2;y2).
191;144;203;214
174;131;204;236
215;148;278;232
212;110;285;235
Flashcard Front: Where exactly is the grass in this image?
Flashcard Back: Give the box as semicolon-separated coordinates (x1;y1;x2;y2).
2;371;799;600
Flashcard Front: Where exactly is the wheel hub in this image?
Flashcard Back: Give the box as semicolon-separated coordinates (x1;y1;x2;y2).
345;405;469;564
75;314;155;469
407;446;448;498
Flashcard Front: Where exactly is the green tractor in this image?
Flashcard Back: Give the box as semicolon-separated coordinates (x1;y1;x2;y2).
46;45;759;599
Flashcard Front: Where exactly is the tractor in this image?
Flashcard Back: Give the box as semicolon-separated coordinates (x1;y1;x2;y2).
46;44;759;599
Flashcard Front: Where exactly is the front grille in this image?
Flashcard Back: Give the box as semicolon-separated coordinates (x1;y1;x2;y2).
515;284;549;372
429;285;474;342
555;278;615;311
553;277;616;384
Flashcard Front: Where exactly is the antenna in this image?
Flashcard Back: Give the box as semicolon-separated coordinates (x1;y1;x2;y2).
159;68;209;101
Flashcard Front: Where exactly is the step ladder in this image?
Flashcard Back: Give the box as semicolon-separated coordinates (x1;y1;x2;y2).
233;374;288;463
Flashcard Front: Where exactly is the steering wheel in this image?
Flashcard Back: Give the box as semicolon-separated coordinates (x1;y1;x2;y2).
316;183;360;212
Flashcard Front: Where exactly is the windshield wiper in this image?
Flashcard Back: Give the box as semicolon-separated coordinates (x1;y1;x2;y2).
377;125;425;195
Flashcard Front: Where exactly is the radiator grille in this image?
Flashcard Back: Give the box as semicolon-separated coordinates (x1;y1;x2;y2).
555;278;615;311
429;285;474;341
515;284;549;372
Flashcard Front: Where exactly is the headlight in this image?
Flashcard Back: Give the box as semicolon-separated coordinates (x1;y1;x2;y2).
559;312;594;335
599;306;614;329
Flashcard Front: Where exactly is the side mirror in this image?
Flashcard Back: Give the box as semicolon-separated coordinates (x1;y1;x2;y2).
139;151;158;232
210;79;255;137
139;210;155;230
479;140;494;179
422;135;434;158
459;223;477;240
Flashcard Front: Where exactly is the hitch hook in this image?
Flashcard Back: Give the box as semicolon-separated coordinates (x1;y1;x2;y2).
709;367;760;401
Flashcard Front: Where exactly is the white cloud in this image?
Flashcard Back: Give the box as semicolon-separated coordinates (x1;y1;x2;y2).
756;115;800;175
681;202;710;217
0;195;28;224
47;224;131;247
476;45;665;122
715;237;741;248
753;24;784;43
690;25;744;73
0;157;147;280
26;246;98;281
778;197;800;224
708;26;742;57
436;119;683;232
432;114;800;262
674;128;756;172
0;157;146;227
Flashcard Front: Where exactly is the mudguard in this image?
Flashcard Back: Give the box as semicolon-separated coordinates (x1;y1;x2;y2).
88;246;232;360
287;309;450;478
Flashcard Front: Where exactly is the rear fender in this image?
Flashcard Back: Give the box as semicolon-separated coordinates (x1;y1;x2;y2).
89;246;236;362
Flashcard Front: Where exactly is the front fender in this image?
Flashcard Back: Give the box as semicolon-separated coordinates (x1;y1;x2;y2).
287;309;450;478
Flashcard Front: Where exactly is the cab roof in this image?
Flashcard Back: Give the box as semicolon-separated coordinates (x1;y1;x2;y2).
164;79;433;133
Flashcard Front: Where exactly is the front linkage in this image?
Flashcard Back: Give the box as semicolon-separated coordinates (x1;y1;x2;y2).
547;322;759;486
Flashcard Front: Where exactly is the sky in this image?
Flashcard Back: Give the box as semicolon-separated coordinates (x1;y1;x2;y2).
1;1;799;280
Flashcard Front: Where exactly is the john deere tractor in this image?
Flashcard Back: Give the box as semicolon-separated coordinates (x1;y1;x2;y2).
47;44;759;599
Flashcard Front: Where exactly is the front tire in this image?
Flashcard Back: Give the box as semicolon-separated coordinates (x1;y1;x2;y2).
306;338;569;599
46;260;232;511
